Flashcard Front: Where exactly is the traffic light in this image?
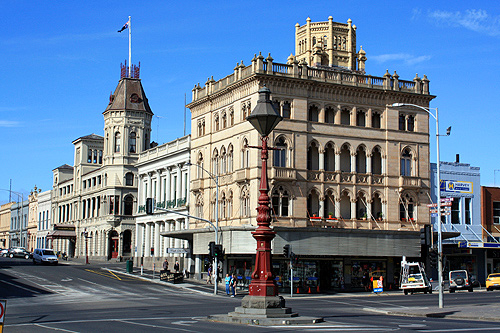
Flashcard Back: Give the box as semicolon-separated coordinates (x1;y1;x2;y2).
420;225;431;247
208;241;215;258
146;198;154;215
283;244;290;258
214;244;223;258
429;249;438;268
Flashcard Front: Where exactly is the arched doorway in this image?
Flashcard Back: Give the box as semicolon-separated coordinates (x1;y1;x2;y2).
109;230;119;259
122;230;132;257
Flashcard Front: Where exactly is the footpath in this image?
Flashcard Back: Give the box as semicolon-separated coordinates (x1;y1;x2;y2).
65;258;499;322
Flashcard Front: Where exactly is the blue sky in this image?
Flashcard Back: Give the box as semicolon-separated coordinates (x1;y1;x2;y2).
1;1;499;204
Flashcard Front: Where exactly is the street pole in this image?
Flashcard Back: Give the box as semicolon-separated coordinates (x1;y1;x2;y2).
392;103;448;308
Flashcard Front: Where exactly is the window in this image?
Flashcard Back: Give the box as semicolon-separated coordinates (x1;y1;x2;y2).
88;149;92;163
129;132;136;153
109;195;120;215
407;115;415;132
399;193;414;221
220;147;227;174
372;112;381;128
282;101;291;119
273;137;287;167
227;145;233;172
494;202;500;224
99;150;103;164
214;113;219;131
125;172;134;186
241;139;249;168
114;132;121;153
272;186;290;217
371;147;382;175
307;142;319;170
212;149;219;175
93;150;97;163
227;191;233;218
229;107;234;126
308;105;319;122
356;110;366;127
325;106;335;123
356;146;366;173
196;194;204;219
400;148;412;176
221;111;227;129
451;198;460;224
465;198;471;224
241;187;250;217
220;192;226;219
324;143;335;171
340;144;351;172
124;195;134;216
341;108;350;125
197;152;204;178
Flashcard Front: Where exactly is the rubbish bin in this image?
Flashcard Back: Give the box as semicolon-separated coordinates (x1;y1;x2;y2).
126;260;133;273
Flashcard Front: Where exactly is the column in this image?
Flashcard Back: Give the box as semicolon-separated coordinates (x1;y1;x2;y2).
366;154;372;174
176;164;182;206
144;223;151;257
166;168;171;203
319;196;325;218
319;149;325;171
147;173;152;198
366;199;372;220
335;152;341;172
138;175;144;206
350;199;356;220
350;153;356;173
174;220;181;249
154;222;160;257
381;155;386;174
168;221;174;257
367;108;373;128
156;171;162;203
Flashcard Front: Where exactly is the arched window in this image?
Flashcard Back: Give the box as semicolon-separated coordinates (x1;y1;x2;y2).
340;144;351;172
197;152;204;178
227;190;233;218
212;149;219;175
114;132;121;153
372;147;382;175
241;138;249;168
220;192;226;219
214;113;219;131
99;150;103;164
282;101;291;119
220;147;227;174
88;149;92;163
341;108;350;125
356;146;367;173
196;194;203;219
272;186;290;217
307;142;319;170
308;105;319;122
356;192;368;219
307;189;320;218
228;145;233;172
125;172;134;186
325;143;335;171
229;108;234;126
221;112;227;129
241;187;250;217
400;148;412;176
124;195;134;216
129;132;136;153
400;193;415;221
340;190;351;219
93;150;97;163
273;137;287;167
372;192;383;220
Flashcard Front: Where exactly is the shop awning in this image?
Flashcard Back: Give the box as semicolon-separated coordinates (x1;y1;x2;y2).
47;230;76;239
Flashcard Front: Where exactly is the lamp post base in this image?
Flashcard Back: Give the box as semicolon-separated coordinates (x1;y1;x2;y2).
207;295;323;326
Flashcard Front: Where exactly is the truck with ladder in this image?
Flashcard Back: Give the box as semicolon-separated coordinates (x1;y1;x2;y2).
400;257;433;295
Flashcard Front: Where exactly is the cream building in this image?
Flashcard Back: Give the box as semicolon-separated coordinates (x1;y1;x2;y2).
36;190;52;249
0;202;14;249
183;17;435;291
27;186;42;251
135;135;191;271
50;66;153;260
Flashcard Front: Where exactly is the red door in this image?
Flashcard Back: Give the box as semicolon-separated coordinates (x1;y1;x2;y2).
111;238;118;258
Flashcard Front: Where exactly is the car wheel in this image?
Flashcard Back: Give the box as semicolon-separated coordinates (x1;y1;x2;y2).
487;287;491;291
469;288;473;292
450;289;455;293
9;253;13;258
33;259;36;264
404;290;408;295
424;289;427;294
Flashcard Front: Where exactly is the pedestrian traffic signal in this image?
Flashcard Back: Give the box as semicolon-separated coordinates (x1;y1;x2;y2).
283;244;290;258
429;249;438;268
208;241;215;258
420;225;431;247
146;198;154;215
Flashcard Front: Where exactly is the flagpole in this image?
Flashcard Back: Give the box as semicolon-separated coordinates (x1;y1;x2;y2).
128;15;132;78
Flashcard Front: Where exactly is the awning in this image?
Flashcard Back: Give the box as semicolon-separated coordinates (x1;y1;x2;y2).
47;230;76;239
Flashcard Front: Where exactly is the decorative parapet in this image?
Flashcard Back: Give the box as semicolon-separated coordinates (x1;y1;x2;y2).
190;55;430;103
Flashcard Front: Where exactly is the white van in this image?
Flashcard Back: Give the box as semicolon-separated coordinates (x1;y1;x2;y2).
33;248;59;265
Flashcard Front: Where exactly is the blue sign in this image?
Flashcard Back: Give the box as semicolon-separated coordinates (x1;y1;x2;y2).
374;288;383;293
440;180;473;194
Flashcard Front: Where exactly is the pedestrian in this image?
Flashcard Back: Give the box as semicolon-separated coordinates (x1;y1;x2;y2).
230;274;237;297
225;273;231;295
207;265;212;284
162;259;169;272
174;261;180;272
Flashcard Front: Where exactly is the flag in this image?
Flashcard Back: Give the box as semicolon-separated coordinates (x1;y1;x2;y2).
118;20;129;33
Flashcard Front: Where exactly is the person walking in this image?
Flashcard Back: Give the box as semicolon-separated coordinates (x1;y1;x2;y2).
162;259;169;272
174;261;180;273
207;265;212;284
230;274;237;297
225;273;231;295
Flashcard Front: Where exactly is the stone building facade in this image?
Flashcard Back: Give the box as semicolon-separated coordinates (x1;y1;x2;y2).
50;67;153;260
36;190;52;249
184;17;435;290
0;202;14;248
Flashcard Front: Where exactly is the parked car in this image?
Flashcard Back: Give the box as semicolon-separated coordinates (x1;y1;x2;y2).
8;247;32;259
32;248;58;265
486;273;500;291
449;270;473;292
0;248;8;257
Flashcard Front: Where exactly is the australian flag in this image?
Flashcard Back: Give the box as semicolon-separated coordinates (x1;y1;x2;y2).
118;20;129;33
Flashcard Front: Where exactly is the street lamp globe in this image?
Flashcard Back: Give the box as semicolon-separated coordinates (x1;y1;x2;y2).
247;86;282;137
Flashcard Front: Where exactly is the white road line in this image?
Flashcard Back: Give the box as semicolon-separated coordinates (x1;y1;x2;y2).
34;323;79;332
2;280;41;293
115;319;198;332
419;328;500;332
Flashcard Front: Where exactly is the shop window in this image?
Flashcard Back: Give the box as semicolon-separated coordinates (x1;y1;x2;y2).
451;198;460;224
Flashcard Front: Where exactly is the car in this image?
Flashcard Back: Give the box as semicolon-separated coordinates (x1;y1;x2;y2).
449;270;473;292
8;247;32;260
486;273;500;291
32;248;58;265
0;248;9;257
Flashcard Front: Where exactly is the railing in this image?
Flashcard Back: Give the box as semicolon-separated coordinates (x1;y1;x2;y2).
399;176;421;188
307;170;321;181
340;172;353;183
272;167;296;180
273;63;291;74
356;173;369;184
372;175;384;185
324;171;338;182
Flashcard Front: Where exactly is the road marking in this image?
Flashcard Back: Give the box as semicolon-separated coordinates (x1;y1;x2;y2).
420;328;500;332
115;319;197;332
1;280;41;294
171;320;198;326
107;270;122;281
34;323;79;332
84;269;142;281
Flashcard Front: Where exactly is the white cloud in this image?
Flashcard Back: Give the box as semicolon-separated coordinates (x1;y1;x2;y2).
429;9;500;37
370;53;431;65
0;120;20;127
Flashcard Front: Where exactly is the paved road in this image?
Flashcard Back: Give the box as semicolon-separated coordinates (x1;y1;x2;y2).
2;257;500;332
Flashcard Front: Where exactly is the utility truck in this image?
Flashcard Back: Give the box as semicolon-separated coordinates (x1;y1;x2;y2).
400;257;432;295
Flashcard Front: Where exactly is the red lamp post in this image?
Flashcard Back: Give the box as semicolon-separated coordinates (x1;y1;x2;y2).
246;86;282;298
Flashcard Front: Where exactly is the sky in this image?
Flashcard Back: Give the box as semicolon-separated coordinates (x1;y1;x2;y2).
1;1;500;204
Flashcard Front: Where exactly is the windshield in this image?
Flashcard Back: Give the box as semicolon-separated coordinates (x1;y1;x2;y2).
450;271;467;279
489;274;500;278
42;250;55;256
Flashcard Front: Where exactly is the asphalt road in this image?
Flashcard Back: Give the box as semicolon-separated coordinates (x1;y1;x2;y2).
1;256;500;332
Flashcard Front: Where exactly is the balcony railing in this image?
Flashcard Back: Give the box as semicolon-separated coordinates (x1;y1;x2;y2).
271;167;296;181
399;176;421;188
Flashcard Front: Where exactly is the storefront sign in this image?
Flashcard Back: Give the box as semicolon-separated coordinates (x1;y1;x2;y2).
461;242;500;249
166;248;190;254
440;180;473;194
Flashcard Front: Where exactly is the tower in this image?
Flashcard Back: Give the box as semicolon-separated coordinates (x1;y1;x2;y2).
103;65;153;166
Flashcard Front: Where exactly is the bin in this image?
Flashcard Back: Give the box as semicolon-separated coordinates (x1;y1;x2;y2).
126;260;133;273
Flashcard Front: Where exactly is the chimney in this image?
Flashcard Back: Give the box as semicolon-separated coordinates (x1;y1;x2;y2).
456;154;460;163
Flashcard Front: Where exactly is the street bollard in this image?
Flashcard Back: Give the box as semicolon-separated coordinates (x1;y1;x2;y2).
141;264;143;276
153;263;155;279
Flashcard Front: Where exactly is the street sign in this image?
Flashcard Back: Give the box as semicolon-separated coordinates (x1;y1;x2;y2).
427;202;452;207
167;248;190;254
0;299;6;325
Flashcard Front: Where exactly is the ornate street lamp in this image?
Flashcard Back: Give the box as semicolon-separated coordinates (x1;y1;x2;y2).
245;85;282;300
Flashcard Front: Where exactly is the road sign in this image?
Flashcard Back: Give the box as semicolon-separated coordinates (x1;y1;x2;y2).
427;202;452;207
0;299;6;324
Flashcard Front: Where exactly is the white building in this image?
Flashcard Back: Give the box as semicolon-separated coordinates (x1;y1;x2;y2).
135;135;191;271
36;190;52;249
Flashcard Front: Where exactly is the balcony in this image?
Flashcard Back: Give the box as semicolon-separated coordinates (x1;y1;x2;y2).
307;170;321;181
191;179;204;191
234;168;250;183
399;176;421;188
271;167;296;182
